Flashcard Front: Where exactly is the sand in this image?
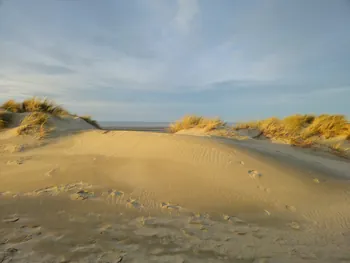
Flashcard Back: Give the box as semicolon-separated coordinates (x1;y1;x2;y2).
1;128;350;262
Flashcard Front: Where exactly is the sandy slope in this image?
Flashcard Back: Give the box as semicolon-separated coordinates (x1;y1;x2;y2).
1;130;350;262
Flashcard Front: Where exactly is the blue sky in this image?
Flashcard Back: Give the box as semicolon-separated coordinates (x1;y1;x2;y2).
0;0;349;121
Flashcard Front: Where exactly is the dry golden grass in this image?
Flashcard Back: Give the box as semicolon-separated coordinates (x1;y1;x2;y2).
302;115;349;139
1;97;101;131
17;112;49;138
22;112;48;126
22;97;69;116
80;115;101;129
233;114;349;141
1;97;69;116
1;99;22;112
232;114;349;158
282;114;315;133
234;121;260;130
169;115;225;133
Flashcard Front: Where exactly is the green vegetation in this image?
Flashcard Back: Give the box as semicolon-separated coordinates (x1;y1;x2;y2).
169;115;225;133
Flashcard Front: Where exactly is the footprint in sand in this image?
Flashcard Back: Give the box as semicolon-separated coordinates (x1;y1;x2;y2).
248;170;262;179
264;210;271;216
188;216;204;225
0;191;12;197
0;248;19;263
160;202;182;211
45;168;58;177
70;190;95;200
19;225;42;236
233;226;251;236
223;214;231;221
34;182;93;197
6;159;24;165
2;216;19;223
287;221;301;230
222;215;246;224
126;199;144;209
186;214;211;233
107;189;124;197
285;205;297;212
257;185;271;193
34;186;61;196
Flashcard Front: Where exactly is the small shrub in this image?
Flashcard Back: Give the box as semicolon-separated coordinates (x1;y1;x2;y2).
80;115;101;129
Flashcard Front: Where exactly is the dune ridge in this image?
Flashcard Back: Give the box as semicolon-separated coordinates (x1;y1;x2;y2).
1;99;350;262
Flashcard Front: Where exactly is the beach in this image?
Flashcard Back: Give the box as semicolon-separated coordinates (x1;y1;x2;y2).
1;0;349;261
1;125;350;262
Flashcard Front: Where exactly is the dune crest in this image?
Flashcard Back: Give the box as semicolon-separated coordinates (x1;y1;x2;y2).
1;128;350;261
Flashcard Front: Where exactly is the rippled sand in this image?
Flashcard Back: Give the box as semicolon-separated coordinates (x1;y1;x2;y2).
1;130;350;262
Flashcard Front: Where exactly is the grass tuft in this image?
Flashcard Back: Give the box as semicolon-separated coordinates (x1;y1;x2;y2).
302;114;349;139
1;100;22;112
17;112;49;139
1;97;69;116
233;114;349;141
169;115;225;133
22;97;69;116
1;97;100;138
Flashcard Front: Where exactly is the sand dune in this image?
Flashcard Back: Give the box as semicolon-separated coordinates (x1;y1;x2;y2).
1;129;350;262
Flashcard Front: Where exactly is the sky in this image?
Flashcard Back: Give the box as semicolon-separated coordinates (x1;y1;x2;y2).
0;0;349;122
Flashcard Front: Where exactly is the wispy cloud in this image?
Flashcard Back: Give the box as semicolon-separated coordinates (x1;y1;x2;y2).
173;0;199;34
0;0;349;120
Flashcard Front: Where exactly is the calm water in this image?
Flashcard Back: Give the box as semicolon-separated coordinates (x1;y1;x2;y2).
99;121;171;128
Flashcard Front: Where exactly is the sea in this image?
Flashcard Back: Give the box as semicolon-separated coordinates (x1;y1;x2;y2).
99;121;236;132
99;121;170;128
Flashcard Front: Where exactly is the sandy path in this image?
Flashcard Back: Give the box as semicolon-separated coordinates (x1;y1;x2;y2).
1;130;350;262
